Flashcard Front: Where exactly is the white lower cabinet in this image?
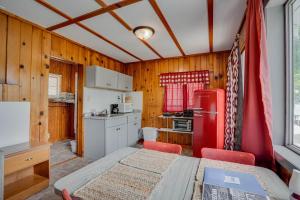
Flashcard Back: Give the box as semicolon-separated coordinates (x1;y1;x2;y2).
127;121;141;146
118;124;128;148
85;113;142;159
105;121;127;155
105;126;120;155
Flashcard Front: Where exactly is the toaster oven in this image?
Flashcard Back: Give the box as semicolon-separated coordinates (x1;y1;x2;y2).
172;118;193;132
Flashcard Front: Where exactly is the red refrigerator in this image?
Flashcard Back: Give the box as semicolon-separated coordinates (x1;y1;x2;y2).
193;89;225;157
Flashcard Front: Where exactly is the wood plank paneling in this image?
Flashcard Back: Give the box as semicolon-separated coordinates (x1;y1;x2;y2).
6;17;20;85
51;35;66;59
2;84;20;101
30;27;42;142
125;52;230;146
0;10;125;152
39;31;51;143
0;13;7;84
48;102;74;143
19;22;32;102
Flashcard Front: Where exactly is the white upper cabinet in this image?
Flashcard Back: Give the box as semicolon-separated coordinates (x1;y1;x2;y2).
117;73;132;91
85;65;132;91
95;67;118;89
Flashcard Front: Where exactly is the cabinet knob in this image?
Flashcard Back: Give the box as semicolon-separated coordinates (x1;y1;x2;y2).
25;157;33;161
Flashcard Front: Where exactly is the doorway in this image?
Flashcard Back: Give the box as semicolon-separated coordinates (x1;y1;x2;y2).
48;58;84;165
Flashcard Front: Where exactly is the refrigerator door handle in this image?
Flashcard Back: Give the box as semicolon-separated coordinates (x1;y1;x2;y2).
192;107;203;111
200;111;218;114
194;114;203;117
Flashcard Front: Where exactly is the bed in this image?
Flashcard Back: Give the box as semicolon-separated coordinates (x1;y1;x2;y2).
54;147;289;200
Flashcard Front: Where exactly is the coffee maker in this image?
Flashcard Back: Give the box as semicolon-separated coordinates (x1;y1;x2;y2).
110;104;119;114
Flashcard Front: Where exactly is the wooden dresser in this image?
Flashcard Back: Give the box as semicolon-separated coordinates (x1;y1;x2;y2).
1;142;50;200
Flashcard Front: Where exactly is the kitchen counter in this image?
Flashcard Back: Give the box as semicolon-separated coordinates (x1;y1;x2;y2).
84;111;141;120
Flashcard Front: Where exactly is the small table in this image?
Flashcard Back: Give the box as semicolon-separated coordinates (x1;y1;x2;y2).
0;142;50;200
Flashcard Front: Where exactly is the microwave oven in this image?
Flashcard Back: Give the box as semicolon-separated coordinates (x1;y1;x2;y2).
117;103;133;113
172;118;193;132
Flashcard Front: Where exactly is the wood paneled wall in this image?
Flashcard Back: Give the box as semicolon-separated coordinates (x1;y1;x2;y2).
125;52;230;145
0;10;125;144
0;13;51;143
48;102;74;143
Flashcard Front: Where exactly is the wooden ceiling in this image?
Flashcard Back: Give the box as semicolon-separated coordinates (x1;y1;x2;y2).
0;0;246;63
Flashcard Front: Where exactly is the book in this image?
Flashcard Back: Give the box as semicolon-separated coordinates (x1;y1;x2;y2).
202;167;269;200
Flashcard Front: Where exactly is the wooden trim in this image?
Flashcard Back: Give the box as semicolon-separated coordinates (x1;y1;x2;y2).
76;23;142;61
139;39;163;58
207;0;214;52
47;0;142;31
95;0;132;31
94;0;163;59
35;0;142;61
148;0;186;56
0;8;125;64
125;50;230;64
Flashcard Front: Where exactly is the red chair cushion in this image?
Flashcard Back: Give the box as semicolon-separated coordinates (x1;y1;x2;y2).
62;189;73;200
144;141;182;155
201;148;255;166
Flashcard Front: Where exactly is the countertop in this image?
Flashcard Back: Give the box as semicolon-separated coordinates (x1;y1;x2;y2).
84;111;141;120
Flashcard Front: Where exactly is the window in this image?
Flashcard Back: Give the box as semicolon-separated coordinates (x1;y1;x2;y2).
163;83;204;112
286;0;300;153
164;84;184;112
48;73;62;98
186;83;204;109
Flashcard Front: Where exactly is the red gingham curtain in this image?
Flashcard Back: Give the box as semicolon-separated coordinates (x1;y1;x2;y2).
187;83;204;109
163;84;184;112
160;71;210;87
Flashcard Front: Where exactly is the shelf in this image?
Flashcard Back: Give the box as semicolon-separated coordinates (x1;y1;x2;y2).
158;128;193;134
4;174;49;200
158;115;193;119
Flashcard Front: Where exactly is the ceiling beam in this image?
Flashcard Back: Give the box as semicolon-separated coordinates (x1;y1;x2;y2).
148;0;185;56
95;0;132;31
95;0;163;59
207;0;213;52
47;0;142;31
35;0;143;61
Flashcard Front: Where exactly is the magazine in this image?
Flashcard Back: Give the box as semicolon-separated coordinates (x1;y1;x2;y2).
202;168;269;200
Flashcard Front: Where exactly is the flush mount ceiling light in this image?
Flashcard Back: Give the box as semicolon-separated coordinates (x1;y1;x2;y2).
133;26;155;40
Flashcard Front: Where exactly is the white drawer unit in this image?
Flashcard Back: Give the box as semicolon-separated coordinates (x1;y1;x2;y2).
105;117;127;128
